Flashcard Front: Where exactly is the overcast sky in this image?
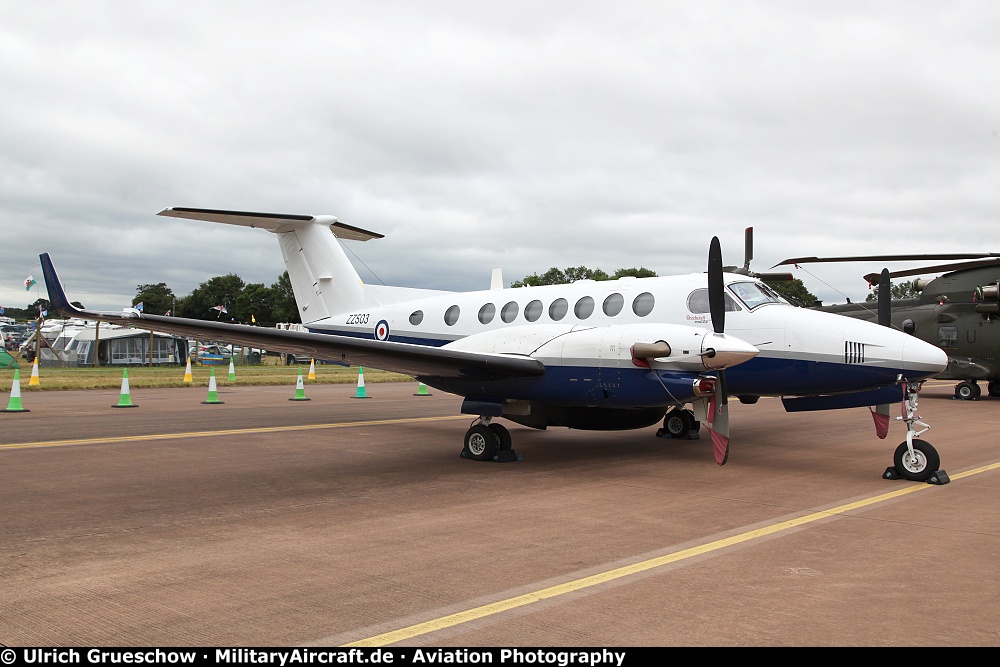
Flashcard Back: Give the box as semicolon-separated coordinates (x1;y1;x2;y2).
2;1;998;314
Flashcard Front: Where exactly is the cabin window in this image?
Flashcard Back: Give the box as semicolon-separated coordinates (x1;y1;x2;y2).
575;296;595;319
525;300;543;322
501;301;519;323
409;310;423;326
479;303;496;325
549;298;568;321
686;289;740;314
603;293;624;316
632;292;654;317
444;305;460;326
938;326;957;348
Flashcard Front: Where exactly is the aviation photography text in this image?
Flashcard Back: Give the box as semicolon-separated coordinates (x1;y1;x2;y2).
6;649;630;667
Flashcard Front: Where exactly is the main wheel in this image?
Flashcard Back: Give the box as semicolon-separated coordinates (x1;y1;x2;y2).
955;381;978;400
893;439;940;482
662;409;693;438
464;424;499;461
989;381;1000;398
488;423;512;451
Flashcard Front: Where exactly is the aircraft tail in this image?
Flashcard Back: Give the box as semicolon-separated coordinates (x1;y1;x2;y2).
159;208;383;324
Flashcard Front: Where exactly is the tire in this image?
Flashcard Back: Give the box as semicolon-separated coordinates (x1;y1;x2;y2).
464;424;499;461
955;381;977;400
989;381;1000;398
250;352;261;364
893;439;940;482
286;354;295;366
488;423;512;451
663;409;693;438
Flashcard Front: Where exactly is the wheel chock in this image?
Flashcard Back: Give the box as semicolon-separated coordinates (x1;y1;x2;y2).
882;466;902;480
882;466;950;485
927;470;950;485
459;448;522;462
492;449;520;463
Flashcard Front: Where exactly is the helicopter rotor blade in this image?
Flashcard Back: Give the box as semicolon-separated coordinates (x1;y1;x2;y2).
862;258;1000;284
772;252;1000;269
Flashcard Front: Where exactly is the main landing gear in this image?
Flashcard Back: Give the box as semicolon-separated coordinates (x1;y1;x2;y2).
954;381;981;400
884;382;949;485
462;418;520;463
953;380;1000;399
655;407;701;440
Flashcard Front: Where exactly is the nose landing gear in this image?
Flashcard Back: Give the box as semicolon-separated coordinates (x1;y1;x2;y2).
883;382;949;484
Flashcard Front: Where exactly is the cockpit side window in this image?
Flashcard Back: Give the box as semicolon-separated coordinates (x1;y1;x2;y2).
728;282;784;310
686;289;740;314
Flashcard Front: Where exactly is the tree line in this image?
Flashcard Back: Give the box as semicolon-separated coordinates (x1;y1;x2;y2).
511;265;820;306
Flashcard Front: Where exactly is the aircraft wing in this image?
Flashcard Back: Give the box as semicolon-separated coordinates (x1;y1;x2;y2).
38;254;545;381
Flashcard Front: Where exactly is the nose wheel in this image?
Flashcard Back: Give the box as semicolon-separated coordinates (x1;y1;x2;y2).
883;382;949;484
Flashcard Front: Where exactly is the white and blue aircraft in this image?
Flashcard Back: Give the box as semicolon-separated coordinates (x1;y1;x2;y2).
39;208;949;481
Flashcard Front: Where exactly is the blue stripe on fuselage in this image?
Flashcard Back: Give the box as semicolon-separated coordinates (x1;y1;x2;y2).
308;328;929;401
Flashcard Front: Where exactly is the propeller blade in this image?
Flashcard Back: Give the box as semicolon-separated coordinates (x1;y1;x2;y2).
743;227;753;273
706;237;731;465
708;369;730;465
708;237;725;334
877;268;891;327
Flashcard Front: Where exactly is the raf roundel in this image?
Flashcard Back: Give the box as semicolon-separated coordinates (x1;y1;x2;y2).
374;319;390;341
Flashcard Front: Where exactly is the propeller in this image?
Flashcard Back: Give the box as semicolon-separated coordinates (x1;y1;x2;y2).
726;228;795;282
707;237;731;465
871;268;893;439
877;268;891;327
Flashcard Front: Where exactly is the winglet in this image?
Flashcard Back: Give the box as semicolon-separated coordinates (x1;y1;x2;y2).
39;253;87;317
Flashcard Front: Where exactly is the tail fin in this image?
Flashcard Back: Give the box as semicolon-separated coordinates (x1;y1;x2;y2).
159;208;383;324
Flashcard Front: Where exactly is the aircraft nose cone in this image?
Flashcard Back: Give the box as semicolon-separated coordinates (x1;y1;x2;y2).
902;337;949;378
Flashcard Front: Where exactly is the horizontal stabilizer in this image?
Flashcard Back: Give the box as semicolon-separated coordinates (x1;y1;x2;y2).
158;207;383;241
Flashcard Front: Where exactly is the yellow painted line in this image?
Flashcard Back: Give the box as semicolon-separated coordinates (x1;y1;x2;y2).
0;415;469;451
345;461;1000;646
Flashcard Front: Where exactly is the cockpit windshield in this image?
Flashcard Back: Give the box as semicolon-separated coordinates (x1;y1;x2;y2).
728;281;789;309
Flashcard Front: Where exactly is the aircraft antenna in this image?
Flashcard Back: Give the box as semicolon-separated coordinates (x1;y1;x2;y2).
341;240;386;286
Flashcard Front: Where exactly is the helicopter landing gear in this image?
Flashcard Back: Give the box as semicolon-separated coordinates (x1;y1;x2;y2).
655;407;700;439
461;417;519;462
988;381;1000;398
883;382;949;484
954;381;981;400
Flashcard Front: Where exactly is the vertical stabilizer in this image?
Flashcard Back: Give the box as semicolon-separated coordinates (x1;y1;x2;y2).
275;222;365;322
158;208;383;324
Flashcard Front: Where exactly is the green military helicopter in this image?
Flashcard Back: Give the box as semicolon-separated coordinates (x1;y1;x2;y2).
772;252;1000;401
